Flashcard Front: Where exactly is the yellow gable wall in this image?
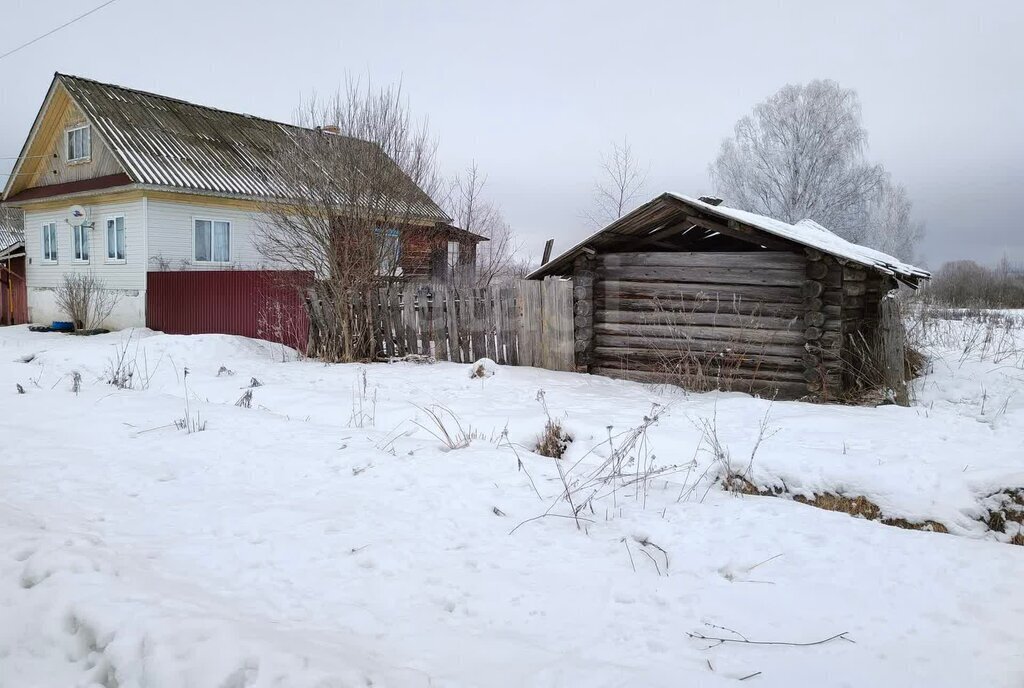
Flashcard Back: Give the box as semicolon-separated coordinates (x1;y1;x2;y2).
10;83;124;196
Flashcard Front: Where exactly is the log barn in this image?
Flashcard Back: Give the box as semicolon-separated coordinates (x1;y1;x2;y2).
528;193;930;400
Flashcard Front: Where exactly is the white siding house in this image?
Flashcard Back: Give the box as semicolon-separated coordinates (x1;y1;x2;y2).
2;73;461;337
23;198;146;328
146;197;271;272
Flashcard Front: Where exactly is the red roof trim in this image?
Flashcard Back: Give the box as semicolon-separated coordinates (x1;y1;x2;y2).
5;173;134;203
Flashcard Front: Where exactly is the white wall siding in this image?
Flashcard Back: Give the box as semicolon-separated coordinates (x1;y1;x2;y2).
146;197;275;271
24;198;147;328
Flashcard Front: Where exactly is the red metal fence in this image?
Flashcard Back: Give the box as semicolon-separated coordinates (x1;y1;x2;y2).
146;270;312;350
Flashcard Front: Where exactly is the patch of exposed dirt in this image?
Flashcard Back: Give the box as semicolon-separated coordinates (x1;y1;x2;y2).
981;488;1024;545
722;472;949;536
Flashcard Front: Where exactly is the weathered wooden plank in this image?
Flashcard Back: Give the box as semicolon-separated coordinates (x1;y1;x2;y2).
596;280;803;303
445;285;459;361
593;357;809;382
403;285;417;355
598;251;806;270
590;366;811;399
594;295;818;318
594;322;806;345
594;333;807;358
469;289;484;360
601;265;803;287
549;277;575;371
878;296;909;406
593;346;805;368
517;281;538;366
595;309;801;330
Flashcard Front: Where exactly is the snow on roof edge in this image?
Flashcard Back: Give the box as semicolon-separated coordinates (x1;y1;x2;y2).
669;194;930;281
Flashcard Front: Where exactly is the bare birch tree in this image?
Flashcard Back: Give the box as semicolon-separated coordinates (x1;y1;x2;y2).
448;161;523;286
584;137;648;227
254;79;444;362
710;81;885;235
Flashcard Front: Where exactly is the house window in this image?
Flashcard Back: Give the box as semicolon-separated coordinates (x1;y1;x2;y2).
106;216;126;262
378;228;401;275
67;125;91;162
194;219;230;263
72;224;89;262
447;240;460;274
41;222;57;262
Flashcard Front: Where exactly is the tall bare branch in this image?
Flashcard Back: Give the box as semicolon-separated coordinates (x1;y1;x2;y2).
584;137;648;227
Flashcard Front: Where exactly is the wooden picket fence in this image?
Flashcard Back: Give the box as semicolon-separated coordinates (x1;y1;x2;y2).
372;277;574;371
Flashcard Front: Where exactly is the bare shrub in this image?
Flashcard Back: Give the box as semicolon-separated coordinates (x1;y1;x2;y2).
924;258;1024;309
254;79;446;362
235;389;253;408
54;273;120;330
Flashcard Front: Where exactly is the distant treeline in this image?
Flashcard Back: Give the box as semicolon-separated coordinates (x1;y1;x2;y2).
923;258;1024;308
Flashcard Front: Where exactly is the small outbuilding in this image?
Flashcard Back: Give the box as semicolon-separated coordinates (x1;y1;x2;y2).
0;206;26;326
529;193;930;400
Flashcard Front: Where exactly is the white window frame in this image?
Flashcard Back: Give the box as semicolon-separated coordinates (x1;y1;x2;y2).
41;222;58;263
71;223;90;263
66;124;91;164
447;240;461;274
192;217;232;264
105;215;126;264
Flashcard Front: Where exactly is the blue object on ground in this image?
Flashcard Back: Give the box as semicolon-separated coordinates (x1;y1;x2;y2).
51;321;74;331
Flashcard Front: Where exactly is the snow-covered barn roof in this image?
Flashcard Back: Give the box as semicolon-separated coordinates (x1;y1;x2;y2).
6;73;449;223
529;192;930;285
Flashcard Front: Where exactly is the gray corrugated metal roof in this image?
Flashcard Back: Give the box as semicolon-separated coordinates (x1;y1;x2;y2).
58;74;449;222
0;206;24;254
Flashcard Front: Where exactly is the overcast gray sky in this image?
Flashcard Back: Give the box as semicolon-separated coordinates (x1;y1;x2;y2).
2;0;1021;268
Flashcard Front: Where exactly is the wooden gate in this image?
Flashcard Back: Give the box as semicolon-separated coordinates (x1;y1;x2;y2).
0;256;27;326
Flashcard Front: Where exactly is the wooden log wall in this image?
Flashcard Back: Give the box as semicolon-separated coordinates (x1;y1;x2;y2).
572;253;596;372
587;252;814;399
803;249;845;398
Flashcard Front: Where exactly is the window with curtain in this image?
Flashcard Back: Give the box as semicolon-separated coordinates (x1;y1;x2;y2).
106;216;125;261
67;125;91;162
72;224;89;262
42;222;57;262
194;219;230;262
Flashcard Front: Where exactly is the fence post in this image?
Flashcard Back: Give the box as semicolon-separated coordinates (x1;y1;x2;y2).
878;294;909;406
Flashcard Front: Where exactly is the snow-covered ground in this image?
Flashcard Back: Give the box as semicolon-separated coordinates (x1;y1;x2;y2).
0;312;1021;687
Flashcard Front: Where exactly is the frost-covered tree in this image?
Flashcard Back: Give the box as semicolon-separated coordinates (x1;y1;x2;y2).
584;137;648;227
858;177;925;261
710;80;924;256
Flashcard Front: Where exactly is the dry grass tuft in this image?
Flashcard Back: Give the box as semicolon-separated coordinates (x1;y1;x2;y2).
535;418;572;459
